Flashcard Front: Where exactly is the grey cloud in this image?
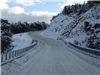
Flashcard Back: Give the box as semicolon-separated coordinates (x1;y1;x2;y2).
1;10;53;24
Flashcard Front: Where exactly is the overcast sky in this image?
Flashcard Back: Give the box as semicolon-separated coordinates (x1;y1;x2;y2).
0;0;88;23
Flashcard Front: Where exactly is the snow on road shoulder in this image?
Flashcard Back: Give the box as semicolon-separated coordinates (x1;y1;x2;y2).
11;33;32;51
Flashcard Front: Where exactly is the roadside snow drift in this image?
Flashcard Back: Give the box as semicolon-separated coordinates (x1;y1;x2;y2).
11;33;32;51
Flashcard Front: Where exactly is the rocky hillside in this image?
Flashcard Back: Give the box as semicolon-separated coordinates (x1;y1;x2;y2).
42;1;100;49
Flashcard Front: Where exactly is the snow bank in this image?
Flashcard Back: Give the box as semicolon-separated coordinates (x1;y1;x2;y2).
11;33;32;51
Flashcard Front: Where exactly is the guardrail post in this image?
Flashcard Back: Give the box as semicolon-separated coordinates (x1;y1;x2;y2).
1;40;38;64
14;51;16;57
12;51;14;58
5;53;7;60
1;54;3;62
9;52;11;59
7;53;9;60
11;52;12;59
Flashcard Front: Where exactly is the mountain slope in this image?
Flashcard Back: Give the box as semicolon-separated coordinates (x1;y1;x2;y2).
42;2;100;49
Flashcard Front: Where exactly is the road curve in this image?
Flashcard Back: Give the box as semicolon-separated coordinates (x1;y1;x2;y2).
3;31;100;75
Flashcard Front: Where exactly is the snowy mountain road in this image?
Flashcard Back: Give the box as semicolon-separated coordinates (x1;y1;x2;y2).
2;31;100;75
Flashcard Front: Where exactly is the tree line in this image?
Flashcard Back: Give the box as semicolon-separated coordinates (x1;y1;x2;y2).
1;19;48;53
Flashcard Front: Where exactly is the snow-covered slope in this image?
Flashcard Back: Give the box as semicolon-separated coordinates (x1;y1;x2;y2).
11;33;32;51
42;3;100;49
41;14;75;39
67;5;100;47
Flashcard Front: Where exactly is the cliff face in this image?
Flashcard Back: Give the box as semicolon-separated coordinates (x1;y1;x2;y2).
42;2;100;49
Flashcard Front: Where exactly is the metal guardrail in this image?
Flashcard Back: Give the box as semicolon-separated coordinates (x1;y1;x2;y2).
68;42;100;57
1;40;38;65
66;42;100;68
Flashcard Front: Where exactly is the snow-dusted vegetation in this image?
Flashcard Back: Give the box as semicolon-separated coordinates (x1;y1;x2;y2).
42;1;100;50
1;19;13;52
1;19;47;53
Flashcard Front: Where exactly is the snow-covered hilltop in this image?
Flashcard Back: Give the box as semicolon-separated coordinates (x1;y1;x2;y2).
42;1;100;49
